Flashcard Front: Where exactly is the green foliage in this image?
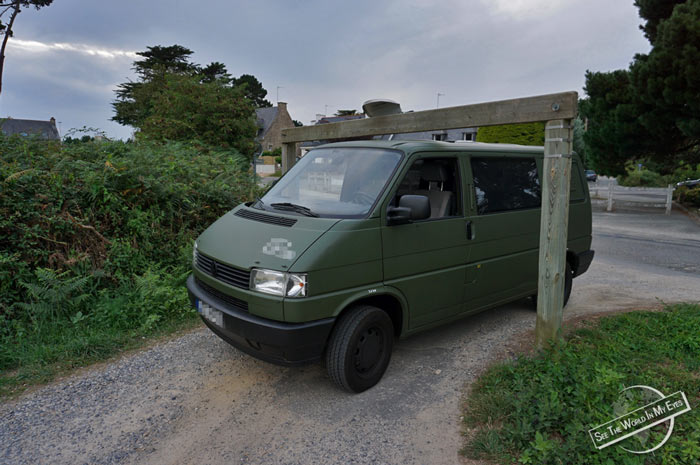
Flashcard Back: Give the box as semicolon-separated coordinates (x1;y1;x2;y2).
634;0;686;44
573;117;588;167
631;0;700;141
462;304;700;465
0;134;259;395
580;70;652;176
261;147;282;158
582;1;700;176
617;161;668;187
139;73;258;157
112;44;272;148
231;74;272;108
476;122;545;146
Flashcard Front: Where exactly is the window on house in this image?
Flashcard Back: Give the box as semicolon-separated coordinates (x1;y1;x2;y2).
462;132;475;141
470;157;541;215
432;133;446;141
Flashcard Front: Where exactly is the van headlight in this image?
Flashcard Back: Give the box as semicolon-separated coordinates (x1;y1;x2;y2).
250;269;307;297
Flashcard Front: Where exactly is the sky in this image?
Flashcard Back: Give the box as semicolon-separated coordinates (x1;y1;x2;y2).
0;0;651;140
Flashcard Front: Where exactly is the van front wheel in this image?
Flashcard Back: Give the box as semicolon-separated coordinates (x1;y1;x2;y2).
326;306;394;393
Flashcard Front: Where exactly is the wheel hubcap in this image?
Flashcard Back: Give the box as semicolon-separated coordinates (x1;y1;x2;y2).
353;326;384;374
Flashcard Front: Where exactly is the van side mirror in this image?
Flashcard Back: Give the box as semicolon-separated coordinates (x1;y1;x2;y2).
387;195;431;225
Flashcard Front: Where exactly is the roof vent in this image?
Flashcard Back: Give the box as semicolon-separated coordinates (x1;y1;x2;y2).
362;99;402;117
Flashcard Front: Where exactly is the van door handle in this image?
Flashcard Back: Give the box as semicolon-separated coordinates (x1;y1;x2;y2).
466;220;474;240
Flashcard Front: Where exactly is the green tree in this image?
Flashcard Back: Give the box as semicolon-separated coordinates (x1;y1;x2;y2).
200;61;232;84
631;0;700;142
335;109;357;116
112;45;198;127
579;70;650;175
231;74;271;108
138;73;257;157
634;0;686;43
0;0;53;95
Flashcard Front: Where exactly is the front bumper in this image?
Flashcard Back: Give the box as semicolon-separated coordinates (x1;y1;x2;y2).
573;249;595;277
186;275;335;366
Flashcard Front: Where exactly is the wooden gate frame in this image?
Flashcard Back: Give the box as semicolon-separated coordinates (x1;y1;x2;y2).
280;92;578;348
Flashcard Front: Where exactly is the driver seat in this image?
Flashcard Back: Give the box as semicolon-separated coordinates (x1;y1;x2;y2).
415;164;453;218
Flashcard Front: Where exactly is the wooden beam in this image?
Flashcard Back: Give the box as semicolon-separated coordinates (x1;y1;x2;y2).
281;142;297;174
535;119;574;348
281;92;577;143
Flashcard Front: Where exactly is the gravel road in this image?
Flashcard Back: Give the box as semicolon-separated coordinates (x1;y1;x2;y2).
2;205;699;465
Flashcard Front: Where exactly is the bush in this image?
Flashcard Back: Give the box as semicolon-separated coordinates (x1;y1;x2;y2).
676;186;700;207
476;122;546;146
0;135;260;393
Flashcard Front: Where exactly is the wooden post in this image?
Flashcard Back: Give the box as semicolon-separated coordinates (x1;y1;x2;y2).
607;180;614;212
535;119;573;348
665;184;673;215
281;142;297;174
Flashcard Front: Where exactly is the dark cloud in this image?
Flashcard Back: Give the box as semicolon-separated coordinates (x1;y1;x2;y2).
1;0;650;140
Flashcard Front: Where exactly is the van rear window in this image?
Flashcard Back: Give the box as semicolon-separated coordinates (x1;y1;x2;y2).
471;157;541;214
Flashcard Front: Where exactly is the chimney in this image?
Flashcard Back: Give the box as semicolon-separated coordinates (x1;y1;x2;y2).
277;102;287;112
50;117;56;124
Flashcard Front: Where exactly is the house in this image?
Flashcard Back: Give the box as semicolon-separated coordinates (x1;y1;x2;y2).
255;102;294;153
377;127;477;142
0;117;60;140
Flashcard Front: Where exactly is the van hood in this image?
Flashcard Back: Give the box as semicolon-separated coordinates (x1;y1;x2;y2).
195;206;340;271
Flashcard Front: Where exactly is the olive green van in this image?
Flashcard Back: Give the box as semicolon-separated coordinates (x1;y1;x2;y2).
186;140;594;392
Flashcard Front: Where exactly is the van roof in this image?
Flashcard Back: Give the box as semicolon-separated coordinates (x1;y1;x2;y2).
315;140;544;155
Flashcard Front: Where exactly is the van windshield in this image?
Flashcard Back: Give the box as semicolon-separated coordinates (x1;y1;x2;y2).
259;147;402;218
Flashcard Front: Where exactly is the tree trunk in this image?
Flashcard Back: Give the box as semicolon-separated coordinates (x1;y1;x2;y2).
0;1;21;96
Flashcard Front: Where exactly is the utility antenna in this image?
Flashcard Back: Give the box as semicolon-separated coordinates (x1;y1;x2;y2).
276;86;284;104
436;92;445;108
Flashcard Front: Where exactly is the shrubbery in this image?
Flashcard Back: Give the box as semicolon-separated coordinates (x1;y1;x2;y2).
0;135;258;393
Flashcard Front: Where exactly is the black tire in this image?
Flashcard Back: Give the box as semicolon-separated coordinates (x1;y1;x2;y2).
325;305;394;393
529;261;574;308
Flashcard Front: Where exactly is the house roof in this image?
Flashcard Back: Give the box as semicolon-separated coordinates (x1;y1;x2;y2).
1;118;60;140
255;107;279;139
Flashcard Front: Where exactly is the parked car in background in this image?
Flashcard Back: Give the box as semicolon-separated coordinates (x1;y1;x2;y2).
676;178;700;188
585;170;597;182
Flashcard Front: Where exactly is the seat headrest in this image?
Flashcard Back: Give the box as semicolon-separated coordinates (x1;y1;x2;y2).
399;170;421;191
420;164;448;182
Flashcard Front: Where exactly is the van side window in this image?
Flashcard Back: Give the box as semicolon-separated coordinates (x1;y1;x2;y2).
470;157;541;215
395;158;461;219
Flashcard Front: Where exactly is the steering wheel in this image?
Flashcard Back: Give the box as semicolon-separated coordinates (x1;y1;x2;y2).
352;191;375;205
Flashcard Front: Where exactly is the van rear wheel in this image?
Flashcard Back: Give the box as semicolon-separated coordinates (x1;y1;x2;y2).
529;261;573;308
326;305;394;393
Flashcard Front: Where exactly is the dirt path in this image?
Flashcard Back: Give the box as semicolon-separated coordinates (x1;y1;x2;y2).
2;207;699;465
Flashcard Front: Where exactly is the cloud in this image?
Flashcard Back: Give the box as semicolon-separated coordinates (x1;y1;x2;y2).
7;39;138;60
481;0;567;18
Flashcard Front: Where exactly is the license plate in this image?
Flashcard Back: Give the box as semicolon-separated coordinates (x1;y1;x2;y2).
197;299;223;327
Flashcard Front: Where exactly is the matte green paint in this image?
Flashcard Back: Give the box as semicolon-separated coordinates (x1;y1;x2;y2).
193;140;592;339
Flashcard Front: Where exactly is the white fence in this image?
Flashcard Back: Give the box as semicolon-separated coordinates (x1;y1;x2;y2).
589;178;674;215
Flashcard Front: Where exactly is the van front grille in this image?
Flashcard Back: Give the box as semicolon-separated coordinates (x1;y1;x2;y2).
195;277;248;313
195;251;251;289
234;208;297;227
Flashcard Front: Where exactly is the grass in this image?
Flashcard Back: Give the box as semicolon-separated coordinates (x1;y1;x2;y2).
0;314;201;400
462;303;700;465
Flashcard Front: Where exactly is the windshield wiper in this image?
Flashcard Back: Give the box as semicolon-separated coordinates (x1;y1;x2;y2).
270;202;319;217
